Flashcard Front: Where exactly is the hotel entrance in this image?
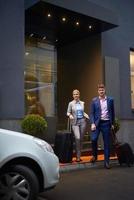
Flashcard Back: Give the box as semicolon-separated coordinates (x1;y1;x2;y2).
25;0;117;158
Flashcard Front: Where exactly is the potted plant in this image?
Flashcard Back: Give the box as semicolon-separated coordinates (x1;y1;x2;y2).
113;118;120;133
110;118;120;154
21;114;47;138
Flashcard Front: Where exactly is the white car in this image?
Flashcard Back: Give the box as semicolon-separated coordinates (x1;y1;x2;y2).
0;128;60;200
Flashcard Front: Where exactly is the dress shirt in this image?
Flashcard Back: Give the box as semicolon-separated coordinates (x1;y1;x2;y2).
76;101;84;119
99;96;109;120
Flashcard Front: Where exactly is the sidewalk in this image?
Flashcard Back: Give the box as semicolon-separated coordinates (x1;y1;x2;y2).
60;155;118;173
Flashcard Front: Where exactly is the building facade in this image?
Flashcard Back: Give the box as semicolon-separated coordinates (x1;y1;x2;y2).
0;0;134;148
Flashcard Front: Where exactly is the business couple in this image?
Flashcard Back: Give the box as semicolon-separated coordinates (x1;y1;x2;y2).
67;84;115;168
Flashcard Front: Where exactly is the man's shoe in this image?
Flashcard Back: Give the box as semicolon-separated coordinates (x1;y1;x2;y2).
104;162;111;169
90;156;97;163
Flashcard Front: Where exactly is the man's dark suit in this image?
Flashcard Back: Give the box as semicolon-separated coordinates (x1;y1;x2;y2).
90;96;115;165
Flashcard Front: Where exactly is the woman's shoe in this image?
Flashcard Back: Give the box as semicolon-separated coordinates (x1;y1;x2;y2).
76;158;82;162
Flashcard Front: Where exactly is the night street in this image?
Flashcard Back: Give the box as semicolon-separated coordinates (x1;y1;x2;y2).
39;165;134;200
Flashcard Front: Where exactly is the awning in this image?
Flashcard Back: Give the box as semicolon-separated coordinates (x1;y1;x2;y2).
25;0;118;46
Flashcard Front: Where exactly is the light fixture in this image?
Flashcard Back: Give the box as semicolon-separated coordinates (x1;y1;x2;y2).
47;13;51;18
89;25;92;29
43;36;46;40
25;52;29;56
62;17;66;22
29;33;34;37
76;21;79;26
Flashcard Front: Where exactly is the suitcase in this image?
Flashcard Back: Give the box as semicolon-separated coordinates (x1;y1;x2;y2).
54;130;74;163
111;130;134;167
115;142;134;166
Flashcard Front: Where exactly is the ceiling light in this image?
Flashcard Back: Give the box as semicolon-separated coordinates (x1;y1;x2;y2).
62;17;66;22
89;25;92;29
47;13;51;17
43;36;46;40
76;21;79;26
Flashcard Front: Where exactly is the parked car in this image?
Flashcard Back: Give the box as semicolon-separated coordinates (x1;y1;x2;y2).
0;128;60;200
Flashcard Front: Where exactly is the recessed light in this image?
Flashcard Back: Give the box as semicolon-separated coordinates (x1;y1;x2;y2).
62;17;66;22
76;21;79;26
47;13;51;18
89;25;92;29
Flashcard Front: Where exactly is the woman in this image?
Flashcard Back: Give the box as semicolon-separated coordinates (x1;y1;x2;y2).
67;89;89;162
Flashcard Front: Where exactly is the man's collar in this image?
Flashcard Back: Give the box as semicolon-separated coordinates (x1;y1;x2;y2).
99;96;107;100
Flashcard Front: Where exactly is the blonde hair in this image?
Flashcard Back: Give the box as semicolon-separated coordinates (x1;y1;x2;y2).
72;89;80;95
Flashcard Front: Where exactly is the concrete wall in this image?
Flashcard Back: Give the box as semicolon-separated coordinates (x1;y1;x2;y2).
0;0;24;119
104;56;120;117
117;120;134;152
88;0;134;149
88;0;134;119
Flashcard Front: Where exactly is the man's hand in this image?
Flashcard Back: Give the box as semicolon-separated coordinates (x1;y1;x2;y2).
91;123;96;131
111;125;114;130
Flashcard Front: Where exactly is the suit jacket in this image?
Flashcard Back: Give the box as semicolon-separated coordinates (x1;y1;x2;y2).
67;100;88;125
90;96;115;127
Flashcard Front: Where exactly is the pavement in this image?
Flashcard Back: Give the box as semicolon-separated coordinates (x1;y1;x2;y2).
59;155;118;173
38;155;133;200
38;155;134;200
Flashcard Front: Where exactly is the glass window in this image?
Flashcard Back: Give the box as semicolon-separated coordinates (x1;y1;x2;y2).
24;39;57;117
130;49;134;109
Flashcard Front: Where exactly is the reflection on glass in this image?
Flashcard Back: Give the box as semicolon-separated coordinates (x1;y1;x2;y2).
25;39;57;117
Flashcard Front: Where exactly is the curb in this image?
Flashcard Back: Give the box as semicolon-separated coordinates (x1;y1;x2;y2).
60;159;119;173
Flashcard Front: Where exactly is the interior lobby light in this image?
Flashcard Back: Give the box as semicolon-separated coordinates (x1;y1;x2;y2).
29;33;34;37
89;25;92;29
25;52;29;56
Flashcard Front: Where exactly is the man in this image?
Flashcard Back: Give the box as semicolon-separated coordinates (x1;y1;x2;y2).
90;84;115;169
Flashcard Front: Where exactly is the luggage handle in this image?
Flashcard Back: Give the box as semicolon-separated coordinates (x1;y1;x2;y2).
67;118;72;132
111;128;119;145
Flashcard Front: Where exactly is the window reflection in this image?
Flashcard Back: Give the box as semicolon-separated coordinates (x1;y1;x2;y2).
25;39;57;117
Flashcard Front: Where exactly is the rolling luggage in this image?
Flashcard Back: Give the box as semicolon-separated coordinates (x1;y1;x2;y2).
111;130;134;167
115;142;134;166
54;120;74;163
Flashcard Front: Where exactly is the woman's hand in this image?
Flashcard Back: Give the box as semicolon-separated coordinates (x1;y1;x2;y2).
84;113;89;119
69;114;74;120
